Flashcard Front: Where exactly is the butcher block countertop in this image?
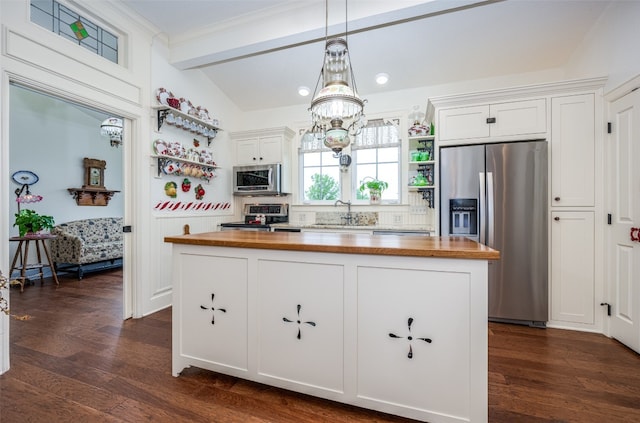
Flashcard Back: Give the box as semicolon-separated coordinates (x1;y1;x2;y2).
164;231;500;260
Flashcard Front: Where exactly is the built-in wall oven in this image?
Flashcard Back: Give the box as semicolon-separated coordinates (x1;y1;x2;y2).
220;203;288;232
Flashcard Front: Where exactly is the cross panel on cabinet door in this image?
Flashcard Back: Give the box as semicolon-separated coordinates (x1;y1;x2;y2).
356;265;473;420
177;254;249;372
256;259;344;393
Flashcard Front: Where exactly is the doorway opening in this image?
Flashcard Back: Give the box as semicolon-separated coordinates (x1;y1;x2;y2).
7;82;127;308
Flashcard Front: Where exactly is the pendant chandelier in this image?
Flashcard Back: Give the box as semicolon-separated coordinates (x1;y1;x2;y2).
309;0;366;154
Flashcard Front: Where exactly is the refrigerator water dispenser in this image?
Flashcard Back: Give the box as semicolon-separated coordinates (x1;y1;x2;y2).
449;199;477;235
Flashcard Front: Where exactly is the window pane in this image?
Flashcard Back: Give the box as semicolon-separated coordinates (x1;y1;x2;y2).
378;147;398;163
30;0;119;64
304;152;320;167
379;162;399;200
301;146;341;201
30;4;54;31
354;145;400;203
356;164;377;185
102;30;118;50
356;149;376;164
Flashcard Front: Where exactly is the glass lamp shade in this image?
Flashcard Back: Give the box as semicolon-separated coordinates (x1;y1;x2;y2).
16;193;43;204
309;38;366;154
100;117;123;138
310;39;364;124
324;125;350;153
311;84;364;122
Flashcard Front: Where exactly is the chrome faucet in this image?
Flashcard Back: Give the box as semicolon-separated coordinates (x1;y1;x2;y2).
334;200;355;225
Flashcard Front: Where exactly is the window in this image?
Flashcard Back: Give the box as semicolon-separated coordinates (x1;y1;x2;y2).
30;0;119;64
299;133;341;202
352;119;401;203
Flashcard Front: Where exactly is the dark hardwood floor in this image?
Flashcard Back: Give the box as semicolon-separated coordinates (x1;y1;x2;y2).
2;270;639;422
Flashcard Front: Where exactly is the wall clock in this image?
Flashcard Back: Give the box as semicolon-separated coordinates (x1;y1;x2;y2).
82;158;106;190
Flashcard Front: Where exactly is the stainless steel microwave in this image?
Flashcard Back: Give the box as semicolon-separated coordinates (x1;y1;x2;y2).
233;163;286;196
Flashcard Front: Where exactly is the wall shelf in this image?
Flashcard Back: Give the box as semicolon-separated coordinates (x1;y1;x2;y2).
408;135;436;209
67;188;120;206
152;155;218;183
153;105;221;146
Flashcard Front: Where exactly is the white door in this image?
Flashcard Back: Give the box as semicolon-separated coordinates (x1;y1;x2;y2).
608;88;640;353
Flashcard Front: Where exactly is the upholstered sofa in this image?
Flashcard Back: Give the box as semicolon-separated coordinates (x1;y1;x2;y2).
50;217;123;279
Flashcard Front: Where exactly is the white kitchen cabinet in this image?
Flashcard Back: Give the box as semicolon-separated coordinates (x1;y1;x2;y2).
170;240;490;423
257;260;344;393
357;265;482;420
172;253;249;376
231;127;294;166
438;98;546;142
550;211;595;325
550;93;595;207
235;135;281;165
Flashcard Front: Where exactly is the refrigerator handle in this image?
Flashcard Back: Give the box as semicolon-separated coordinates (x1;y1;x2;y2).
487;172;495;247
479;172;485;244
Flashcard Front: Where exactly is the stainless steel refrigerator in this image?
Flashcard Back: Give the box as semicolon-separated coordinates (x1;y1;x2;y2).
440;140;548;326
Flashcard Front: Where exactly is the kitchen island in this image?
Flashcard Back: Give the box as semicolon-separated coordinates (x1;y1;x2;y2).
165;231;499;423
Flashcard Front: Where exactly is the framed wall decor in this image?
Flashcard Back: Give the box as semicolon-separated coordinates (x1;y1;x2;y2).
82;158;106;190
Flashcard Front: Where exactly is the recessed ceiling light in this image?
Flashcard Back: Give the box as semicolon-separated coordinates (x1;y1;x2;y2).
298;86;310;97
375;73;389;85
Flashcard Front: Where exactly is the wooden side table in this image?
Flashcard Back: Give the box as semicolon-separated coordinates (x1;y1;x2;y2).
9;234;60;292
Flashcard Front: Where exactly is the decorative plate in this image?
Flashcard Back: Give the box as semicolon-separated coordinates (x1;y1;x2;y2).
154;139;168;155
12;170;39;185
156;88;172;106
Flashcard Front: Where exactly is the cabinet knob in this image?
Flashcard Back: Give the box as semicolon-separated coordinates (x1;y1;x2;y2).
554;197;561;202
259;157;263;161
554;216;560;221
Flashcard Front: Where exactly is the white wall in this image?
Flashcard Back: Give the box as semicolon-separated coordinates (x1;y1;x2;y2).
565;0;640;93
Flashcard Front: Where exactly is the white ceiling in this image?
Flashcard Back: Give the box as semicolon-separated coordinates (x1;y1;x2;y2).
119;0;612;111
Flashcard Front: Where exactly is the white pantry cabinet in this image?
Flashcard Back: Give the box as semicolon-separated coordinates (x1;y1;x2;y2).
438;98;546;143
231;127;294;166
550;93;595;207
550;211;595;325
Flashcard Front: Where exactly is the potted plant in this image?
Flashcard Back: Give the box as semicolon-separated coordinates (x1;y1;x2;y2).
14;209;55;237
359;177;388;204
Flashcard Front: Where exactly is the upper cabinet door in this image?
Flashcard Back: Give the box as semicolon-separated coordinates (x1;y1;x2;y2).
490;98;547;138
438;105;490;141
234;135;284;165
438;99;546;143
258;135;284;164
235;138;261;165
550;94;595;207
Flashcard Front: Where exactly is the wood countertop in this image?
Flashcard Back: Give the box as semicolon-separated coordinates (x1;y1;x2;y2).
164;231;500;260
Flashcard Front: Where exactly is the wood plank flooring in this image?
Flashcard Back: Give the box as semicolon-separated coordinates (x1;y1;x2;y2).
1;270;640;422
